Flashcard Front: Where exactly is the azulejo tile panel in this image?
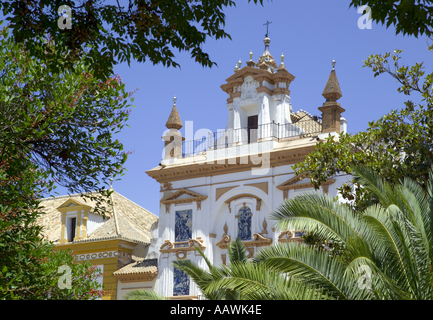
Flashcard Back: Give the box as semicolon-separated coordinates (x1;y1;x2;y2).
173;266;190;296
175;209;192;242
238;206;252;240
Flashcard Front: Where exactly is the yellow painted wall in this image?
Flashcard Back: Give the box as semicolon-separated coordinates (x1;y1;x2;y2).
54;239;135;300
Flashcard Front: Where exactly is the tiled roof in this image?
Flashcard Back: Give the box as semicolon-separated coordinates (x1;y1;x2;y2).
165;104;183;130
322;69;342;102
36;191;158;245
291;110;322;137
114;258;158;276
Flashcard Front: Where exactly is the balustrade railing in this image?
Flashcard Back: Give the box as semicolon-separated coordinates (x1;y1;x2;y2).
165;119;322;158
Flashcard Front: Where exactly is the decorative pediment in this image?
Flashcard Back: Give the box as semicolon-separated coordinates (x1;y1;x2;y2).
216;234;272;250
216;235;231;249
159;237;206;258
277;174;336;199
160;188;208;213
56;198;92;213
278;230;306;244
244;234;273;247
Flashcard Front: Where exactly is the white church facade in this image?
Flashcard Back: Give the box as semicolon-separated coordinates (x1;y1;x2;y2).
139;35;352;299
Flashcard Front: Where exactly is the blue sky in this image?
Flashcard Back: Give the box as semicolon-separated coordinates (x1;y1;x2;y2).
56;1;433;216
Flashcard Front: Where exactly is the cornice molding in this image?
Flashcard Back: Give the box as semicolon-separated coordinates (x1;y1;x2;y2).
115;273;157;283
146;145;315;184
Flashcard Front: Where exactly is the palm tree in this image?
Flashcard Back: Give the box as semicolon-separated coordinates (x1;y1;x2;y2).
125;238;324;300
254;164;433;300
173;237;325;300
127;165;433;300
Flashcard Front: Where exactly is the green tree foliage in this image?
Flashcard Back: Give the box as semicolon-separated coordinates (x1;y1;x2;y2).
0;23;133;207
350;0;433;37
261;165;433;300
1;247;104;299
0;24;133;299
294;46;433;210
0;0;264;79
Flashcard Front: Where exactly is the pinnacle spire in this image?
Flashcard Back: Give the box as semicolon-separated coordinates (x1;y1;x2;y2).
165;97;183;130
322;60;342;102
257;34;277;72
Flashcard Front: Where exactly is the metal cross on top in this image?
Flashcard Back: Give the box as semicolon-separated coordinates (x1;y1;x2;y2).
263;20;272;37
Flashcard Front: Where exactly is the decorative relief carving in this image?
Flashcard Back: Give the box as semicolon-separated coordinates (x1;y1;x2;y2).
216;235;231;249
75;250;118;261
223;222;228;236
176;251;187;259
278;230;305;243
216;233;273;249
159;237;206;254
221;254;227;266
243;233;273;247
246;248;254;259
261;218;268;235
240;76;259;101
160;182;173;191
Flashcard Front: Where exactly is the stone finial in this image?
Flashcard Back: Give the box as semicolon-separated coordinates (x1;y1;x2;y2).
165;98;183;130
277;52;287;72
247;50;256;68
322;61;342;102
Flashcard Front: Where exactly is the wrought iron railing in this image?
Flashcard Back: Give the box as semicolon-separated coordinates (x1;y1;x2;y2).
166;119;321;158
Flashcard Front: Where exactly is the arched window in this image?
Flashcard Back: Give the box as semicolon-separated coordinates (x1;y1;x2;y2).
238;206;252;240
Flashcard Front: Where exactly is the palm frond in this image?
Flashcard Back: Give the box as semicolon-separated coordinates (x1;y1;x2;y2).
200;260;325;300
271;192;367;250
124;289;167;300
227;238;248;264
253;243;372;300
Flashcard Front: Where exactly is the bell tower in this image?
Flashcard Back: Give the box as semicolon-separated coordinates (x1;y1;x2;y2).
220;35;304;145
